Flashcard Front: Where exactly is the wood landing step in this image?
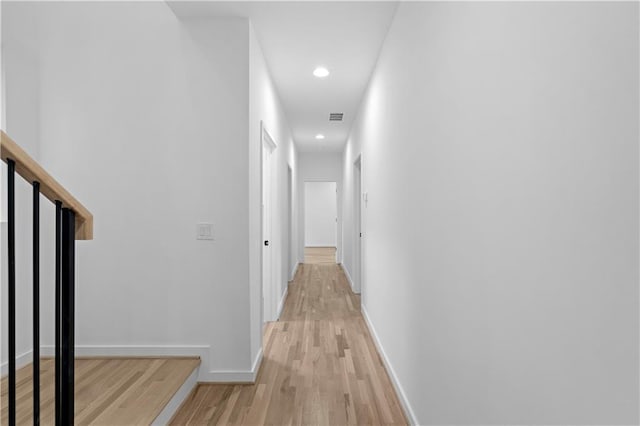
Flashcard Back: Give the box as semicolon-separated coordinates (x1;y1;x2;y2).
1;356;200;425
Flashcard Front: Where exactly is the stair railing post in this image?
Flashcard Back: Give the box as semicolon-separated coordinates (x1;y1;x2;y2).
7;159;16;426
60;208;75;424
55;200;62;425
33;181;41;425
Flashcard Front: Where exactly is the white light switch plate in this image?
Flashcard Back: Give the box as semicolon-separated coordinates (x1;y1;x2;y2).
197;223;214;240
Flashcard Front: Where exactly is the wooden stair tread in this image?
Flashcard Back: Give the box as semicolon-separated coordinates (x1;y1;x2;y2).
1;357;200;425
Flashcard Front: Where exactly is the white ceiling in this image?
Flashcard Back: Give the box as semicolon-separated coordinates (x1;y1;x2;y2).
167;1;398;152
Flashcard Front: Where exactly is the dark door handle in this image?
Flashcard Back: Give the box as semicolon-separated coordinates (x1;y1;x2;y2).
264;240;270;246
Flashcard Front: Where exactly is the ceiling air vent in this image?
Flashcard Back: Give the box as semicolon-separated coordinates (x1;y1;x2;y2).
329;113;344;121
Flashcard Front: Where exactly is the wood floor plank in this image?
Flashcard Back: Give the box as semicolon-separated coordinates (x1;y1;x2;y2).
1;357;199;425
304;247;337;264
172;248;407;425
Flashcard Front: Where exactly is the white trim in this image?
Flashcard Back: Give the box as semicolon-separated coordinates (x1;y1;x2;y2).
340;264;359;294
261;121;277;151
202;347;263;383
152;362;199;425
251;346;263;379
261;121;279;324
289;262;299;281
361;305;419;426
1;349;32;377
304;245;338;248
277;286;289;319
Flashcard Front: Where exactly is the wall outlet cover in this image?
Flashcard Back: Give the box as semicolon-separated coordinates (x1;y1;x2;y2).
197;223;214;240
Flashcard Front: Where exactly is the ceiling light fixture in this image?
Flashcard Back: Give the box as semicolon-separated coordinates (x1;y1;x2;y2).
315;134;325;140
313;67;330;78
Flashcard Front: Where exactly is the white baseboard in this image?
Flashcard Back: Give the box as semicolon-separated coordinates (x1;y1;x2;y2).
340;264;359;294
304;245;337;248
289;262;299;281
19;343;263;384
152;361;199;425
361;306;418;426
277;286;289;319
1;349;33;377
201;347;263;383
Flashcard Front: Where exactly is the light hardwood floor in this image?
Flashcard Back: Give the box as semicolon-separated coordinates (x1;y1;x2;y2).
171;249;407;425
304;247;337;264
1;357;200;425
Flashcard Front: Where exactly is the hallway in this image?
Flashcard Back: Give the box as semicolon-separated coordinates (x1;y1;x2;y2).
1;2;637;424
171;249;407;425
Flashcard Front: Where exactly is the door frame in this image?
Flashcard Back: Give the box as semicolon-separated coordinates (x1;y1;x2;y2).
353;155;362;294
287;165;296;281
261;122;277;324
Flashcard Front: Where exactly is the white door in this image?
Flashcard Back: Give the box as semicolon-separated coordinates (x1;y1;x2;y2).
304;181;338;248
262;127;276;323
287;166;295;280
354;157;362;294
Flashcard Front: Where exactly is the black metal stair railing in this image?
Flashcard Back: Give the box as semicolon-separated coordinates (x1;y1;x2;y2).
7;159;16;425
2;130;91;426
33;180;40;423
5;159;76;425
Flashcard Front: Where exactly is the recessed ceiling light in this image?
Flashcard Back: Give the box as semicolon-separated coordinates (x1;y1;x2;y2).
313;67;330;78
315;134;325;140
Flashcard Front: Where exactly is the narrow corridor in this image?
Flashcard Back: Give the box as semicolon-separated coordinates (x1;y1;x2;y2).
171;249;407;425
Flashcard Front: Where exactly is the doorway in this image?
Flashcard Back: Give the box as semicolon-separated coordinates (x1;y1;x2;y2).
262;124;277;323
304;181;338;263
353;156;362;293
287;165;295;280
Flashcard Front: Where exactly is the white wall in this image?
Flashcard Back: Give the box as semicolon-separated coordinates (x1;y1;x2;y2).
249;23;298;361
3;2;260;379
1;1;299;383
0;0;3;132
342;2;639;424
297;152;342;261
1;2;40;372
304;181;337;248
